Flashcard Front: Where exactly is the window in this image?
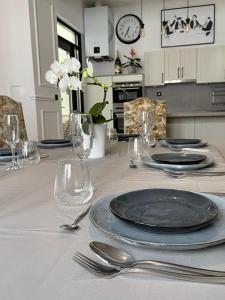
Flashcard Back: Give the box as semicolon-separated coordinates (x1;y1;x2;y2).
57;20;83;134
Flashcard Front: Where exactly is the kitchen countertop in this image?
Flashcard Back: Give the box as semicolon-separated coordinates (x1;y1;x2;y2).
167;111;225;117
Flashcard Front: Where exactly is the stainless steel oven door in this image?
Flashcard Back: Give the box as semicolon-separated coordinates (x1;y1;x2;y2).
113;113;124;133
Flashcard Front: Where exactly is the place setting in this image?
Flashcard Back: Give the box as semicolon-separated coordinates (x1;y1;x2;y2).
71;186;225;283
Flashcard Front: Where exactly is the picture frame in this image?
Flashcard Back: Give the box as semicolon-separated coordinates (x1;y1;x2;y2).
161;4;215;48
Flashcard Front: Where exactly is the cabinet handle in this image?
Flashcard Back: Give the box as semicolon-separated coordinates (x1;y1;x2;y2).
181;67;184;78
162;72;164;83
177;67;180;78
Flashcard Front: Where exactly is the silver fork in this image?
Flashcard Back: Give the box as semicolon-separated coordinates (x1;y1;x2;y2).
72;252;225;283
163;168;225;179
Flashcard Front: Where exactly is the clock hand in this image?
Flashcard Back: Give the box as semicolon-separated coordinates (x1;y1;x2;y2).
125;26;130;37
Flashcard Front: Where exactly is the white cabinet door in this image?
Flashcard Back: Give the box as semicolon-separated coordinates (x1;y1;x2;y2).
180;48;197;80
144;51;165;86
197;46;225;83
195;117;225;141
164;49;180;82
85;76;113;125
165;48;197;82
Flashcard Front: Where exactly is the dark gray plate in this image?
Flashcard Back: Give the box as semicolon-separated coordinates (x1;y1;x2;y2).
151;153;207;165
166;138;201;145
109;189;218;233
159;139;208;149
40;139;70;144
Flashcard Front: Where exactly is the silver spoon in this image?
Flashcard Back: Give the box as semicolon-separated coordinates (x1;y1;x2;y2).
89;241;225;277
60;205;91;231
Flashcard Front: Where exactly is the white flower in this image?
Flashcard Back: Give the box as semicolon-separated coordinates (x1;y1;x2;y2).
50;61;62;75
86;58;93;76
70;57;81;73
45;70;58;84
58;75;70;92
68;76;81;90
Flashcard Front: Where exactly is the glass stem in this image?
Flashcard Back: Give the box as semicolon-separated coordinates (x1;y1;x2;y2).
11;146;16;166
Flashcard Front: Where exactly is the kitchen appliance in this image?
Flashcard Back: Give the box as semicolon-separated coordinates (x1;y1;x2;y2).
113;75;143;133
84;6;114;60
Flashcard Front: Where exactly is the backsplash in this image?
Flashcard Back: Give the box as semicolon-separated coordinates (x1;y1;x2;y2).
145;83;225;113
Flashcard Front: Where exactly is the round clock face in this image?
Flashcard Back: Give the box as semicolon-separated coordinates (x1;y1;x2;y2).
116;14;142;44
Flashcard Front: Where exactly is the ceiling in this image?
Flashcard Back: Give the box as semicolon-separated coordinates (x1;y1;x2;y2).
83;0;156;6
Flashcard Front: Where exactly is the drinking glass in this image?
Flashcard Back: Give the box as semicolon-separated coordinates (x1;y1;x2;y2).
128;137;150;165
71;113;93;160
54;159;93;218
21;140;40;166
107;128;118;144
138;108;156;146
3;114;21;171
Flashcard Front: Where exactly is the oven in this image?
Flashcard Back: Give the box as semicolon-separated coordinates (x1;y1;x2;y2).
113;81;143;133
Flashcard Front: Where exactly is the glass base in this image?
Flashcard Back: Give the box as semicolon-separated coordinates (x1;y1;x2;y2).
6;162;23;171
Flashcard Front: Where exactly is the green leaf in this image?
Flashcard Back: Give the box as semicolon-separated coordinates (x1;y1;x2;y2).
94;115;106;124
89;102;104;117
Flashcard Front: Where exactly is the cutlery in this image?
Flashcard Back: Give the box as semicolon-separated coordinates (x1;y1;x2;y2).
60;205;91;231
73;252;225;283
89;241;225;277
163;168;225;178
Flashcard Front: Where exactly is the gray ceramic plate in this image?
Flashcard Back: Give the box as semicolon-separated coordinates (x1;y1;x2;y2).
40;139;71;144
141;154;214;171
166;138;201;145
160;139;208;148
109;189;218;233
38;141;72;149
89;190;225;250
0;149;22;162
151;153;207;165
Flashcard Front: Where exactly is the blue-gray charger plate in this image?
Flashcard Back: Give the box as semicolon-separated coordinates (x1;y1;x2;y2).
89;189;225;250
109;189;217;233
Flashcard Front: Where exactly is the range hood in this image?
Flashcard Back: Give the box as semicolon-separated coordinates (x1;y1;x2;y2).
84;6;114;60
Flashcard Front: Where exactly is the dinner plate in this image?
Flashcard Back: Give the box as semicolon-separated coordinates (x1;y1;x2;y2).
159;139;208;148
40;139;70;144
141;154;214;171
109;189;218;233
151;153;207;165
118;133;140;142
38;140;72;149
89;190;225;250
0;149;22;162
166;138;201;145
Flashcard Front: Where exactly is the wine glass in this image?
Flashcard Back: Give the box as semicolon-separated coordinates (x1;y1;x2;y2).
54;159;93;220
107;128;118;144
3;114;21;171
71;113;93;160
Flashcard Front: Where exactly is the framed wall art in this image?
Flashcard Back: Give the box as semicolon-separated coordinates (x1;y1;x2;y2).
161;4;215;48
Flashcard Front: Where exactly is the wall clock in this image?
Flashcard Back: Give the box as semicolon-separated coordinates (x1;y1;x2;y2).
116;14;143;44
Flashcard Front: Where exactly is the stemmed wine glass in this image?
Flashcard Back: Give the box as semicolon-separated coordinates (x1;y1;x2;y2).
138;108;156;146
71;113;93;160
3;114;21;171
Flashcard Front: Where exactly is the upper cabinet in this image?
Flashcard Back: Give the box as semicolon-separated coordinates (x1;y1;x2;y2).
197;46;225;83
144;51;165;86
164;48;197;83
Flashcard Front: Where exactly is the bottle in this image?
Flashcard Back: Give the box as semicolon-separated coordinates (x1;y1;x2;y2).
114;50;122;74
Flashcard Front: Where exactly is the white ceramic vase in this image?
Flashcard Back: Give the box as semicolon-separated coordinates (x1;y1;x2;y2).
89;124;107;159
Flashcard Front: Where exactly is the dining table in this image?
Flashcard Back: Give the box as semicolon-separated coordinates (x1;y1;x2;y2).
1;141;225;300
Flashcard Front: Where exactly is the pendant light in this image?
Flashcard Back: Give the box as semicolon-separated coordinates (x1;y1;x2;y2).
185;0;191;32
161;0;167;35
140;0;145;37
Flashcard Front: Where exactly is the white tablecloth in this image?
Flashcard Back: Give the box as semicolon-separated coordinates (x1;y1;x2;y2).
1;143;225;300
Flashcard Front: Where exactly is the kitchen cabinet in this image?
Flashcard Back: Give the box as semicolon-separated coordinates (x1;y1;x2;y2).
85;76;113;127
165;48;197;82
144;51;165;86
167;115;225;141
197;46;225;83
